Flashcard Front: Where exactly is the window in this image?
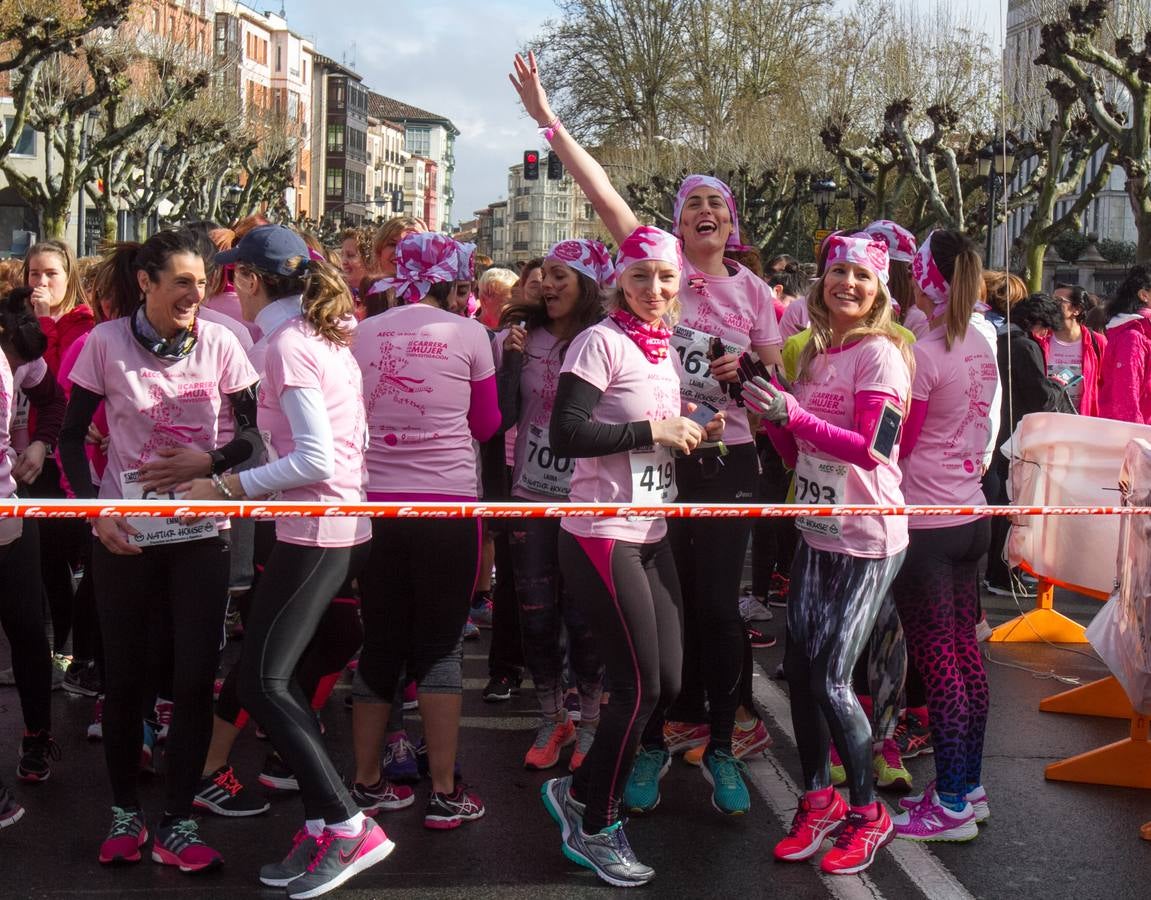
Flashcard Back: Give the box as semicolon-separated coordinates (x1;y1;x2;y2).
405;127;431;156
329;79;345;109
327;124;345;153
275;46;282;71
326;167;344;196
3;118;35;156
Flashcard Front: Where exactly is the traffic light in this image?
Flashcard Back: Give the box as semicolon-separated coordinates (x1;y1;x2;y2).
523;150;539;180
391;188;404;212
547;150;563;180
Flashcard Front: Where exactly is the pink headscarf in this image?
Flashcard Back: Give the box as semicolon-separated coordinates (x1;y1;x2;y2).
614;225;682;278
673;175;744;250
379;233;461;303
912;230;950;313
450;241;476;282
824;232;890;286
546;239;614;287
865;219;917;263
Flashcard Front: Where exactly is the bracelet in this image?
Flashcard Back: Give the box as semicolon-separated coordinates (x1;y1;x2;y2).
211;473;236;499
541;116;562;143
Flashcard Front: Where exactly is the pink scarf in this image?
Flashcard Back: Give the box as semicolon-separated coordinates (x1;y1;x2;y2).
611;308;671;363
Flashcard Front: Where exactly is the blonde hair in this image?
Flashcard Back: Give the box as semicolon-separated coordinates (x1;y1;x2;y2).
478;266;518;296
925;230;984;350
239;252;355;347
372;216;426;261
23;240;86;314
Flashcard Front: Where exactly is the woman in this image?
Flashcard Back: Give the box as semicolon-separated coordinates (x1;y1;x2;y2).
496;239;608;771
1098;266;1151;424
511;51;778;822
58;229;260;872
1035;283;1106;417
179;224;394;896
742;232;910;876
363;216;427;317
888;230;999;841
350;232;499;830
338;227;372;295
865;220;918;329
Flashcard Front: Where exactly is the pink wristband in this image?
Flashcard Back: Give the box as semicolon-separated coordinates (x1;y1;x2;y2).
542;117;562;143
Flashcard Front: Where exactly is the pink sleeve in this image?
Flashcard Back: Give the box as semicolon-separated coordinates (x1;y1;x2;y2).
468;374;500;442
899;397;928;458
787;389;901;471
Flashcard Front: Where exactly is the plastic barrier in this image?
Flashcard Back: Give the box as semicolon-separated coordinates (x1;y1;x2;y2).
1042;438;1151;789
994;413;1151;643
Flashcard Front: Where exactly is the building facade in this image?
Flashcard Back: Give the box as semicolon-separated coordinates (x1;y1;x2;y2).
371;95;459;232
501;162;598;264
310;55;370;227
366;94;408;223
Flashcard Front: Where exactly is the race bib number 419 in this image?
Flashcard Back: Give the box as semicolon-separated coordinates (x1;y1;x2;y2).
630;447;677;506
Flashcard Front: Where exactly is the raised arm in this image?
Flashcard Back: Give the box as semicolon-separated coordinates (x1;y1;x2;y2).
509;51;640;245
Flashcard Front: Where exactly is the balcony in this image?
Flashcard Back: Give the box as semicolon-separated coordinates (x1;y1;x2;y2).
514;211;530;221
513;241;530;251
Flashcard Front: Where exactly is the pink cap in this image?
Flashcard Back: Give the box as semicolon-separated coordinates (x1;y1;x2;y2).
379;233;462;303
673;175;744;250
824;232;890;285
912;230;950;312
614;225;682;279
865;219;917;263
546;239;614;287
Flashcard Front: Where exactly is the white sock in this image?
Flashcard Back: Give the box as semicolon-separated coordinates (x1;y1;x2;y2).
735;717;757;731
327;811;366;838
305;818;325;837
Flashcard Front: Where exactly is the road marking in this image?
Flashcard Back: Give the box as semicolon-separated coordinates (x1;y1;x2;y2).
751;665;977;900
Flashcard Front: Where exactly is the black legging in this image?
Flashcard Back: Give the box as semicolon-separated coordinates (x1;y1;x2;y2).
785;542;905;807
94;535;230;816
659;443;756;753
752;434;798;596
237;540;370;824
560;531;683;834
0;521;51;733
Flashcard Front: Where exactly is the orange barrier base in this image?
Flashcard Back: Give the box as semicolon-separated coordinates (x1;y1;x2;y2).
1039;676;1132;720
988;580;1088;644
1045;714;1151;789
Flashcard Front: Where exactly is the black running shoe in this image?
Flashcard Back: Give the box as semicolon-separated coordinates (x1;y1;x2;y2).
746;625;778;649
0;782;24;829
63;660;103;697
17;731;60;783
258;752;299;792
482;674;519;703
193;765;270;817
424;784;485;829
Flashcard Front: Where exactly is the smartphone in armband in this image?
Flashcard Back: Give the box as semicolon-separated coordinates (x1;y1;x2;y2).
687;401;720;428
869;401;904;465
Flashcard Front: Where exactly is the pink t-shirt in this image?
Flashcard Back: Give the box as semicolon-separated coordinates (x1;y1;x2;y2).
353;303;495;496
198;305;254;355
779;297;809;339
901;326;999;529
68;318;259;506
203;290;261;342
560;318;683;544
676;257;782;447
792;336;910;558
904;306;929;338
494;327;571;501
1048;335;1084;409
8;359;47;454
259;318;369;547
0;352;15;498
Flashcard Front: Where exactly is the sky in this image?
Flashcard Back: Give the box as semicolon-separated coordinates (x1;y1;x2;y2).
285;0;1009;229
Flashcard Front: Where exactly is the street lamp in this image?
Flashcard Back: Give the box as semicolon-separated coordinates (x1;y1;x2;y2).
979;140;1015;266
847;171;876;229
812;178;838;230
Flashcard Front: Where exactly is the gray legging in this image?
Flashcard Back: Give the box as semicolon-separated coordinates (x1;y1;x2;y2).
784;542;905;808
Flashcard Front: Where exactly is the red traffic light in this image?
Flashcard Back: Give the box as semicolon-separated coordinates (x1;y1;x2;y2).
525;152;538;163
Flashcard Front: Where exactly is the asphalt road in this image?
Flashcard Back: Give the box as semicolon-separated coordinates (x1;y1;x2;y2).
1;584;1149;899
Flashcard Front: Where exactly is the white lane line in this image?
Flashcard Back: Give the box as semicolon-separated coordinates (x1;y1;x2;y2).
751;665;977;900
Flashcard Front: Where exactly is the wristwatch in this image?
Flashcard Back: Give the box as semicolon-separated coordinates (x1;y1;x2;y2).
207;449;227;475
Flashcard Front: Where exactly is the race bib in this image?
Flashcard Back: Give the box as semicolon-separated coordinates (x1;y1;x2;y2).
120;468;218;547
670;324;740;407
794;455;848;539
9;390;29;435
515;423;573;498
630;446;677;506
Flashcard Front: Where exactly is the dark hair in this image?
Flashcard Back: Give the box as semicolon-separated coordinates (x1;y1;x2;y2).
766;253;799;273
768;269;806;299
1105;266;1151;319
426;281;454;308
1054;282;1095;321
93;229;205;318
727;246;762;278
923;230;983;349
1014;292;1064;333
0;287;48;362
501;270;602;335
518;258;544;284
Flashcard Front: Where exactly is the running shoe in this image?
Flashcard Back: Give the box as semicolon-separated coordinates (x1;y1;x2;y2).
63;659;102;697
98;806;148;865
892;791;978;842
739;589;773;623
683;718;772;766
563;820;656;888
154;698;174;743
0;783;24;829
541;774;585;840
285;820;394;899
966;784;990;823
469;597;494;629
259;828;320;887
87;695;104;741
873;738;912;790
151;816;223;872
701;749;750;815
482;674;518;703
50;653;70;691
768;572;790;607
258;752;299;791
975;614;993;642
193;765;270;817
17;730;60;783
894;710;933;758
424;784;485;829
402;680;418;711
462;619;480;641
622;747;670;813
524;717;576;770
829;743;846;786
663;720;710;755
774;790;848;861
569;725;596;772
747;624;778;648
350;776;416;815
819;805;894;875
140;721;158;774
381;732;419;784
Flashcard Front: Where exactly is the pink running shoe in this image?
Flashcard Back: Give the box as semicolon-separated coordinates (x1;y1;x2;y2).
151;817;223;872
287;820;394;898
99;806;148;865
154;698;174;743
662;720;710;755
892;791;978;842
774;790;849;862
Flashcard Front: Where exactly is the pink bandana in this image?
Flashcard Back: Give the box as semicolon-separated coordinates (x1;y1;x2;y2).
673;175;744;250
614;225;682;279
912;231;950;313
824;232;890;286
610;307;672;364
379;233;460;303
546;239;614;287
450;241;476;282
865;220;917;263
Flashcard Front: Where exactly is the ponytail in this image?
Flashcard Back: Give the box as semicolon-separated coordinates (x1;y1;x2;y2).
924;230;983;350
245;255;354;346
0;287;48;362
91;241;145;321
